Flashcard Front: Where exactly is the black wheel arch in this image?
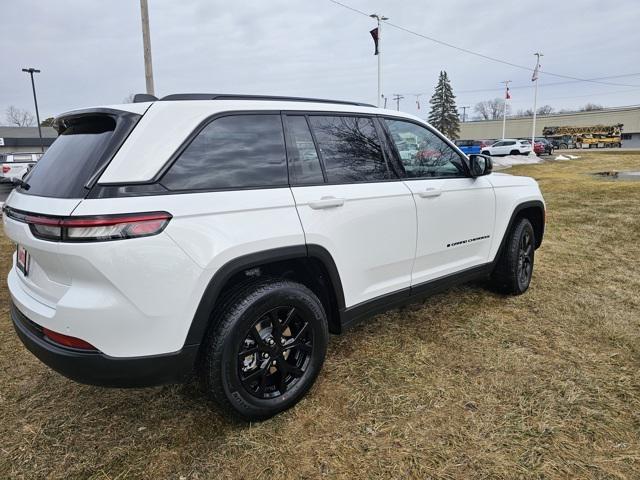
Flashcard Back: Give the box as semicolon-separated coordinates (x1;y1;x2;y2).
183;244;346;352
493;200;545;264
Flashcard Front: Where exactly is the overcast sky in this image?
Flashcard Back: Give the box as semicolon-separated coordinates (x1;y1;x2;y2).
2;0;639;122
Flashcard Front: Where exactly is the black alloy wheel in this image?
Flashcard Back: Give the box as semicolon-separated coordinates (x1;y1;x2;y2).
517;228;533;290
490;218;536;295
202;278;328;421
238;306;313;399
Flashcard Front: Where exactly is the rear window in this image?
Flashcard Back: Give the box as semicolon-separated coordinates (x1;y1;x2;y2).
23;115;121;198
161;114;287;191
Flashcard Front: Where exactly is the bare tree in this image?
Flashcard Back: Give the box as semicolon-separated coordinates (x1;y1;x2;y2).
581;103;604;111
516;105;553;117
537;105;554;116
5;106;35;126
474;98;509;120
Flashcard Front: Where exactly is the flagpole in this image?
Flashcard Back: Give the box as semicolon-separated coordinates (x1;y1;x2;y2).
370;14;388;107
501;80;511;140
531;52;543;150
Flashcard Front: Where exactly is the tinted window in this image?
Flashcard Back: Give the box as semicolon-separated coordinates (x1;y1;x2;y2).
384;119;467;178
23;115;118;198
285;116;324;185
308;116;389;183
162;115;287;191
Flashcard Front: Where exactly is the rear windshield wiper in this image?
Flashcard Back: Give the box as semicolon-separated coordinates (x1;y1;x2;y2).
11;178;30;190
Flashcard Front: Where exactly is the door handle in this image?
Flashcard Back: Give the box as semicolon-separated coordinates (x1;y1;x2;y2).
308;196;345;210
417;188;442;198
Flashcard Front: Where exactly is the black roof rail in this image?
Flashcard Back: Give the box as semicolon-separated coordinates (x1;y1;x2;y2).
159;93;375;108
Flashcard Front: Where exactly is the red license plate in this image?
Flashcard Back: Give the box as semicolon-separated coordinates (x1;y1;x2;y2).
17;245;30;276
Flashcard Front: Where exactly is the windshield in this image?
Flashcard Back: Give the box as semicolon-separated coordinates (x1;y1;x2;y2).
22;113;138;198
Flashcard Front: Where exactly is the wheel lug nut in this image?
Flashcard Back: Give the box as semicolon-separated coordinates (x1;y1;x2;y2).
262;353;269;359
272;360;277;366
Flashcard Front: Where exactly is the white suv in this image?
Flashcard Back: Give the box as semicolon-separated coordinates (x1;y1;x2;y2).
482;139;532;156
4;94;545;420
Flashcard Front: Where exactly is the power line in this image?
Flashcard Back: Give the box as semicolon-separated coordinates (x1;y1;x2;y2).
326;0;640;88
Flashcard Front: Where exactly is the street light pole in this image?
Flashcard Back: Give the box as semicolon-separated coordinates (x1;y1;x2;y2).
21;68;43;153
370;13;388;108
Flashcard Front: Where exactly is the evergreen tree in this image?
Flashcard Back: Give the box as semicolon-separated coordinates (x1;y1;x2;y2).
427;71;460;140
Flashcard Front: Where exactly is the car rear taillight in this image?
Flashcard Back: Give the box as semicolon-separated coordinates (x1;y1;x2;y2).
2;165;11;174
4;208;171;242
42;327;97;350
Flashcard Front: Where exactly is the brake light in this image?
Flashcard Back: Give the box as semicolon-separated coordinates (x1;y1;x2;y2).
4;208;171;242
2;165;10;173
42;327;97;350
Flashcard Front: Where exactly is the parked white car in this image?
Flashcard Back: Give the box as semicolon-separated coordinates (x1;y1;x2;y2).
481;139;532;156
4;94;545;420
0;152;41;183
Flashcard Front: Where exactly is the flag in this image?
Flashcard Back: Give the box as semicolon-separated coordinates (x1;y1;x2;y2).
505;87;511;99
531;63;540;82
370;28;379;55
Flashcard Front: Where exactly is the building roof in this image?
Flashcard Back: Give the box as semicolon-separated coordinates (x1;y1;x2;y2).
0;126;58;139
459;105;640;140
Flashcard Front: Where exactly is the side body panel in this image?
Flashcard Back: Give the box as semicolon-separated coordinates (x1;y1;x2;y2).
404;176;496;285
291;182;417;308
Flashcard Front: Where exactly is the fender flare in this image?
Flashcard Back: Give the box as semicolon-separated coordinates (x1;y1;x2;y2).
183;244;345;348
492;200;545;264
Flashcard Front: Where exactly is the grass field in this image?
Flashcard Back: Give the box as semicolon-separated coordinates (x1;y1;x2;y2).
1;152;639;479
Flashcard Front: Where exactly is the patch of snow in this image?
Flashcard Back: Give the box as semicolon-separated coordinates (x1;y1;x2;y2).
567;154;580;159
491;154;543;168
555;155;570;160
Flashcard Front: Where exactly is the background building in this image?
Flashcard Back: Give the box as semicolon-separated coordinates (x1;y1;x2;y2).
0;126;57;154
459;105;640;148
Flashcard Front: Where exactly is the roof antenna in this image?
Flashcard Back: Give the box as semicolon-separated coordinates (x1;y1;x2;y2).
133;93;158;103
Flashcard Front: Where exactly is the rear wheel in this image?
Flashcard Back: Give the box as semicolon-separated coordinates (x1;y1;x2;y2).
490;218;535;295
510;150;520;155
481;150;491;156
201;279;329;421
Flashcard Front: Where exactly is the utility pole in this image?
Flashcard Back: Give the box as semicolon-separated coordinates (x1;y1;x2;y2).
415;94;423;112
392;94;404;111
140;0;155;95
501;80;511;140
370;13;388;107
531;52;543;150
21;68;43;153
460;105;469;123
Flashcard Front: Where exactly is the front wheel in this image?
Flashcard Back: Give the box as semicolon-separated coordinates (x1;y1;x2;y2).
490;218;535;295
201;279;329;421
510;150;520;155
481;150;491;156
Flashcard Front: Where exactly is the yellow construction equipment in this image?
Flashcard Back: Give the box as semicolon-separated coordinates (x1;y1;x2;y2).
543;124;623;149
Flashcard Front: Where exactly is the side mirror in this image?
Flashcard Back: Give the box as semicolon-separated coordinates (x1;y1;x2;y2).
468;154;493;177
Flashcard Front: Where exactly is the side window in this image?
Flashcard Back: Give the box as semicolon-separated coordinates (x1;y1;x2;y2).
493;141;504;147
285;116;324;185
384;119;467;178
307;116;389;183
162;114;287;191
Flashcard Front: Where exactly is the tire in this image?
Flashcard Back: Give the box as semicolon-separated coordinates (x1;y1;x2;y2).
559;143;568;149
481;150;491;156
510;150;520;156
201;278;329;421
490;218;535;295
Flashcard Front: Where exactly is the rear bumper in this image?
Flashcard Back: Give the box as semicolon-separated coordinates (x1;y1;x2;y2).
11;302;199;388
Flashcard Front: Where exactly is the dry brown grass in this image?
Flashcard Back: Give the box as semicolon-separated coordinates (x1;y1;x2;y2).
1;152;639;479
